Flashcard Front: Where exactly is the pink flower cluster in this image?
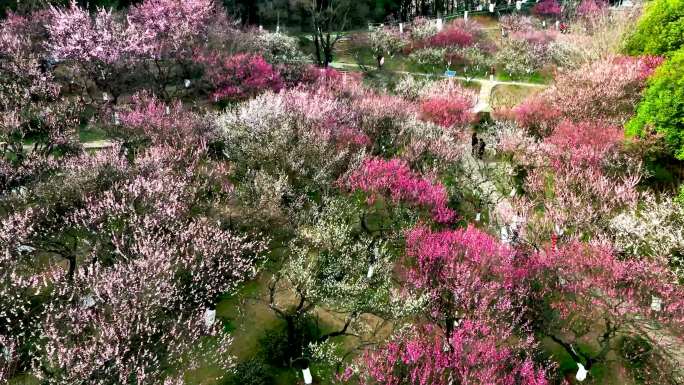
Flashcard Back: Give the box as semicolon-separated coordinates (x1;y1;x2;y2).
420;96;475;129
343;157;456;223
117;91;206;146
359;321;548;385
545;120;623;169
532;0;562;17
202;53;283;102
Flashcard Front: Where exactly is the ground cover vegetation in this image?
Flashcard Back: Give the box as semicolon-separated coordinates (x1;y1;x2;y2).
2;0;684;385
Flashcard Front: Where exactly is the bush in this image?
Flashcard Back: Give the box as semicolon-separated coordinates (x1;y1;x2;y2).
626;49;684;159
625;0;684;57
223;359;274;385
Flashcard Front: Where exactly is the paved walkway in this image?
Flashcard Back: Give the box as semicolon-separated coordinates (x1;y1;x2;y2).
22;140;113;153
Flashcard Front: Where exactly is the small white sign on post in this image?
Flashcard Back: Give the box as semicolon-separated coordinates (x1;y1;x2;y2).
302;367;313;384
399;22;404;34
113;111;120;125
367;264;375;279
500;226;510;244
542;20;546;28
475;212;481;222
102;92;109;102
489;3;495;12
464;11;469;21
555;20;560;30
436;18;443;31
576;363;588;381
81;295;95;309
204;308;216;328
184;79;191;88
651;296;663;312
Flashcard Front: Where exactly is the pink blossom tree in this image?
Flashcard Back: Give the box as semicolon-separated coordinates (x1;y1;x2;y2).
46;1;138;104
420;96;475;130
352;322;548;385
532;0;562;18
127;0;220;96
1;11;81;160
114;91;209;149
342;157;456;224
529;241;684;375
201;53;283;103
542;55;663;125
506;94;562;138
346;225;549;385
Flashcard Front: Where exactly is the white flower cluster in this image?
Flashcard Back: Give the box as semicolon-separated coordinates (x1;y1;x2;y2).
609;195;684;278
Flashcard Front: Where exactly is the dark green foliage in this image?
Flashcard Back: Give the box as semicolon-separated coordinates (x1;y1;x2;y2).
223;359;274;385
625;0;684;57
258;315;322;368
626;49;684;159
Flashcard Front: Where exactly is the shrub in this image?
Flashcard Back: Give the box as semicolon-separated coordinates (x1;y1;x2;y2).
626;49;684;159
625;0;684;57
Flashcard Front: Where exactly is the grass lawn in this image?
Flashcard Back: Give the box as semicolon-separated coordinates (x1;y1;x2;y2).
79;127;109;143
490;84;542;109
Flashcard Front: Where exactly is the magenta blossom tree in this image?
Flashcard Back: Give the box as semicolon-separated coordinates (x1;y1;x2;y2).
350;321;549;385
202;53;283;102
419;96;475;130
532;0;562;18
529;241;684;375
342;157;456;223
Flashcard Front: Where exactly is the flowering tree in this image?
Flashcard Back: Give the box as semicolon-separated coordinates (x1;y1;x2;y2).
345;225;549;385
420;97;475;130
544;55;663;125
369;27;405;69
268;197;397;368
38;217;265;384
342;157;456;224
529;241;684;375
114;91;209;149
507;94;562;138
202;53;283;103
46;2;139;104
1;144;265;383
532;0;562;18
351;322;548;385
127;0;219;95
1;11;81;161
215;90;365;225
